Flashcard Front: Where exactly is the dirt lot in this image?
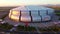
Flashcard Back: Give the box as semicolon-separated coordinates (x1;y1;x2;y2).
0;7;16;18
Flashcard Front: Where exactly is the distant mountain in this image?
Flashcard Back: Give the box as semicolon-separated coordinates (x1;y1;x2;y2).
40;4;60;10
41;4;60;7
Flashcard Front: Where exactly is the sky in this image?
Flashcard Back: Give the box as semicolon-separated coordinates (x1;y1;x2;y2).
0;0;60;6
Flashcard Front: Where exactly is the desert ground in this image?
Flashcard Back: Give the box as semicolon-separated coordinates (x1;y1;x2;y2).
0;6;60;34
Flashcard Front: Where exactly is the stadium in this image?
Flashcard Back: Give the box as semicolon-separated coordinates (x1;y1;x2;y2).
9;5;54;22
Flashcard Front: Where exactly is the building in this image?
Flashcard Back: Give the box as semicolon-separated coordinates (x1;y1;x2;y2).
9;5;54;22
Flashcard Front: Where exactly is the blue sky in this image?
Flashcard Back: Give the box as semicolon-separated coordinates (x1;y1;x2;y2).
0;0;60;6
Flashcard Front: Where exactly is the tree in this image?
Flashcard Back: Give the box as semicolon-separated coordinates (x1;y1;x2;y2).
0;23;13;30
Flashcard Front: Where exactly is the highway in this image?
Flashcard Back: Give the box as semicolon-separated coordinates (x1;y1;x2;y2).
0;8;60;34
4;13;60;28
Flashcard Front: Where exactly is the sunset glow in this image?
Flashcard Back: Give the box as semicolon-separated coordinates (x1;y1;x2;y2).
0;0;60;6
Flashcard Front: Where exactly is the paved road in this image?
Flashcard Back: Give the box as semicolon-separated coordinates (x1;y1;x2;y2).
0;15;59;34
4;14;60;28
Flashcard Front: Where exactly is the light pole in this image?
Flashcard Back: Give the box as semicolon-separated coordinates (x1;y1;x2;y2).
24;22;29;31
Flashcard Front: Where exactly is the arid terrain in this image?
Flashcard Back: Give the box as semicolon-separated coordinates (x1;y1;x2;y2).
0;7;17;19
45;5;60;10
0;5;60;34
